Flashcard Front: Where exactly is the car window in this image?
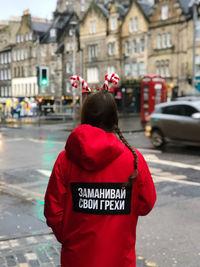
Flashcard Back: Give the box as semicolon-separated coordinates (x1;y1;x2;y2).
162;105;183;115
162;104;197;116
182;105;198;116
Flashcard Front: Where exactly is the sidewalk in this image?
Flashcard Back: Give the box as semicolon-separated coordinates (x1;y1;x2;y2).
1;113;144;133
0;233;157;267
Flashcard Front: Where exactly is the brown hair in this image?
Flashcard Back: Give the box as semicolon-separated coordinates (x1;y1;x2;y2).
81;90;138;186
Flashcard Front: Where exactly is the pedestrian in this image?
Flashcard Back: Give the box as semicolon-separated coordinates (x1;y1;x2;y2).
44;74;156;267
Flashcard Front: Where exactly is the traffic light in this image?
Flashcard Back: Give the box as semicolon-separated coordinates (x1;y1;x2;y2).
37;66;49;87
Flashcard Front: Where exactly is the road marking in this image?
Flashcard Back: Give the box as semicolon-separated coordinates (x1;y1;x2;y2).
154;176;200;186
38;169;51;177
26;237;37;244
28;138;64;144
145;261;157;267
25;252;38;260
144;154;200;171
0;181;44;201
9;239;20;247
138;148;162;154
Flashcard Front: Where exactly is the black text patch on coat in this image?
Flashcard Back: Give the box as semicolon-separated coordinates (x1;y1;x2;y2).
70;182;132;215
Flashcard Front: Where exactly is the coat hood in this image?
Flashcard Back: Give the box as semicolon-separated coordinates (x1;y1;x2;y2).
65;124;125;171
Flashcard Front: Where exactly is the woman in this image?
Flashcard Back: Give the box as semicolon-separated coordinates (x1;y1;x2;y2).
44;88;156;267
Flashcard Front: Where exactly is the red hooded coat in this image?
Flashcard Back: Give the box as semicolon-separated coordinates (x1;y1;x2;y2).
44;124;156;267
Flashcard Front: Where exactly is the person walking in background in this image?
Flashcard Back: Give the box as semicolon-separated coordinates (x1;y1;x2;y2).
44;74;156;267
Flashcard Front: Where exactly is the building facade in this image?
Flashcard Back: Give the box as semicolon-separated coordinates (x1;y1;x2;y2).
148;0;192;96
11;10;51;99
0;46;12;99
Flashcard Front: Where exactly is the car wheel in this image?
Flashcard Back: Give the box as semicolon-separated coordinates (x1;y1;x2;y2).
151;129;165;149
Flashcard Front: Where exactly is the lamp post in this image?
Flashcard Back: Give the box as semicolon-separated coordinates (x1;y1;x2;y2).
70;21;77;107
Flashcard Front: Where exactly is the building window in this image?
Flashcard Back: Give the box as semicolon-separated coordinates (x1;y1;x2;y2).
29;32;33;40
8;69;11;80
25;33;29;41
17;50;21;61
51;44;55;56
50;29;57;38
4;53;7;64
129;18;134;33
4;69;7;80
156;61;160;75
124;63;131;77
139;62;145;77
90;21;96;34
51;64;55;74
165;60;170;77
134;17;138;32
66;81;71;94
20;35;24;42
66;42;71;52
162;34;166;48
0;54;3;64
8;52;11;63
161;5;168;20
88;45;98;60
66;62;72;73
41;46;46;57
107;66;116;74
160;60;165;77
111;16;117;31
133;39;137;54
108;42;115;56
87;67;99;83
81;0;85;12
16;34;20;43
9;86;11;96
140;38;145;53
125;41;130;56
51;83;55;93
157;34;161;49
167;33;171;47
21;49;24;60
132;62;138;78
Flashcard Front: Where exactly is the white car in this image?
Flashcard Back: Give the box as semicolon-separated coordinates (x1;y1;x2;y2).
145;101;200;148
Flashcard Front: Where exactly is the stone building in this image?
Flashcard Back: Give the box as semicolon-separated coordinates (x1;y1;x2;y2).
41;10;80;108
147;0;192;96
11;10;51;98
121;0;153;80
120;0;153;111
0;45;12;99
0;17;20;50
79;1;127;88
55;0;132;19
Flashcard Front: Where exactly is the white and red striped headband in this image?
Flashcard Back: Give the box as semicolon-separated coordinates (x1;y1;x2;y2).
104;73;119;89
70;75;91;92
70;73;119;92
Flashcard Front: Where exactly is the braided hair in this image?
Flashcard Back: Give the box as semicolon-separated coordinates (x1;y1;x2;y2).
81;90;138;186
114;127;138;186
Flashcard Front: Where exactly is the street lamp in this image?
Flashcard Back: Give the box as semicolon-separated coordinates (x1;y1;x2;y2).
70;21;77;107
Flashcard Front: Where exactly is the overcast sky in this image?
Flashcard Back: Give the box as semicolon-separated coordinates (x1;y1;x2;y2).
0;0;57;21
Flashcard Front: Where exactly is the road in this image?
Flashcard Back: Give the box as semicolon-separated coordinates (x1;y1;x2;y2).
0;120;200;267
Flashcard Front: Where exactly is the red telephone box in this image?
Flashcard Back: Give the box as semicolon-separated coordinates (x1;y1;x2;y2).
141;74;166;122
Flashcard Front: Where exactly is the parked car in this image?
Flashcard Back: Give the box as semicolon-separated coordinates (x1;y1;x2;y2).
145;101;200;148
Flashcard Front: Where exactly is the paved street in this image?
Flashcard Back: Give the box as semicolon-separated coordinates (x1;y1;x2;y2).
0;118;200;267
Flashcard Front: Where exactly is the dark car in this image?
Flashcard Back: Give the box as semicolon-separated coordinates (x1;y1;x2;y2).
145;101;200;148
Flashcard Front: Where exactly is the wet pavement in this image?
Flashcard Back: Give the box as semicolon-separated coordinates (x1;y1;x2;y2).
0;117;200;266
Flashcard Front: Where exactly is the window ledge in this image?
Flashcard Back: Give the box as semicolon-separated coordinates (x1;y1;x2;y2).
154;45;174;51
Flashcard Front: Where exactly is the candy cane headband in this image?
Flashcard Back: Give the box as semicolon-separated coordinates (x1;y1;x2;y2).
70;75;91;92
70;73;119;92
104;73;119;89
